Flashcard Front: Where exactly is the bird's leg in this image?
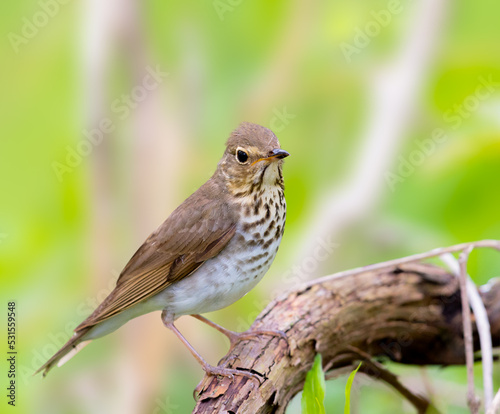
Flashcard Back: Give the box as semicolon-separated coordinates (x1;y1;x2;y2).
191;314;288;351
161;312;262;388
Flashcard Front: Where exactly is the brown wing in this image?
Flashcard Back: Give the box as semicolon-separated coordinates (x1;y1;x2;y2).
75;181;236;331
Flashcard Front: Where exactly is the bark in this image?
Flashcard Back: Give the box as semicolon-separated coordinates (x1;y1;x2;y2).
191;263;500;413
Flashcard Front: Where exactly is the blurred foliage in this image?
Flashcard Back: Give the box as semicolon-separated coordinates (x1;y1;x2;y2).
1;0;500;413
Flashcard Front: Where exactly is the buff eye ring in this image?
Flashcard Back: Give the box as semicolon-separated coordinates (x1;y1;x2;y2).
236;149;249;164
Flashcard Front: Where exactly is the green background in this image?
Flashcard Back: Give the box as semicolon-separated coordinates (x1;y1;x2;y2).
1;0;500;413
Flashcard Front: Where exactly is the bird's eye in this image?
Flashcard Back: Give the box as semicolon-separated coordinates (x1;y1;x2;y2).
236;149;248;164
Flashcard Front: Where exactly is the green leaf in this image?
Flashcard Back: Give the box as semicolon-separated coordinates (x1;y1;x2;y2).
301;354;326;414
344;362;362;414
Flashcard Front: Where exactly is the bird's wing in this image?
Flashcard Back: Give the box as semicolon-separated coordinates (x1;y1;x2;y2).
75;185;236;331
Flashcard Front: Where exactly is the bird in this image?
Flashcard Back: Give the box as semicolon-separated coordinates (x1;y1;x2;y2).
36;122;289;383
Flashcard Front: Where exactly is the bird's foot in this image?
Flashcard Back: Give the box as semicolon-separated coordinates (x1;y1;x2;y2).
203;363;262;383
226;328;288;348
191;315;288;350
216;329;288;368
194;362;263;399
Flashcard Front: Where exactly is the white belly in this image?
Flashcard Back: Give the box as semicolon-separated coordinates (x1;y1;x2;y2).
154;229;282;318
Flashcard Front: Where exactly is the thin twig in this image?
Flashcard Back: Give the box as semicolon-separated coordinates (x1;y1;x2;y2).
345;346;430;414
466;278;493;409
487;389;500;414
441;253;494;410
457;246;480;414
302;240;500;288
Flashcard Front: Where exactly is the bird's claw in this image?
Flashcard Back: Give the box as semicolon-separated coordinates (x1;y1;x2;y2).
230;328;288;348
194;364;263;400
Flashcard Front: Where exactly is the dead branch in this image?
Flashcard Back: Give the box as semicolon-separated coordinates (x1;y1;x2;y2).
191;261;500;413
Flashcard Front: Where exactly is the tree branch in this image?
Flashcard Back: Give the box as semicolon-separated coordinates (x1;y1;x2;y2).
191;259;500;413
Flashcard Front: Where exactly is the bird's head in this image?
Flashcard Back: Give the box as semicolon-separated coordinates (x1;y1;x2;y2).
217;122;289;197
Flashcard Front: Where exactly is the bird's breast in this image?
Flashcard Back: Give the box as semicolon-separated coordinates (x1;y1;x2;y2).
235;186;286;275
155;186;286;318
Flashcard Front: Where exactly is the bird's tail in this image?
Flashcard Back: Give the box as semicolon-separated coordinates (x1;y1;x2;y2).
34;328;92;377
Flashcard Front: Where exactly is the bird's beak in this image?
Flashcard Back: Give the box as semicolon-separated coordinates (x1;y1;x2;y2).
252;149;290;165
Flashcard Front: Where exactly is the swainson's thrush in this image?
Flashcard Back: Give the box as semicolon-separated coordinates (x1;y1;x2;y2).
36;122;289;382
